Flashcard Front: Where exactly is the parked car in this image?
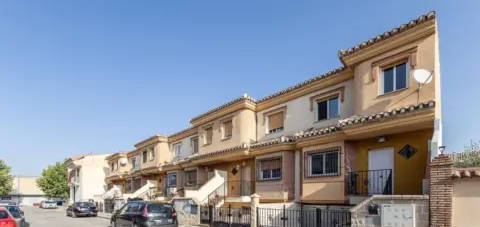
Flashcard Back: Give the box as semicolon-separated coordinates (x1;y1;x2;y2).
110;201;177;227
40;200;57;209
1;205;25;227
0;207;17;227
66;202;98;217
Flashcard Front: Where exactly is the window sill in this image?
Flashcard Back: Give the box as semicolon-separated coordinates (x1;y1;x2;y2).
305;173;341;179
314;117;340;124
257;178;282;182
202;143;212;147
377;87;409;98
221;136;232;141
266;129;284;135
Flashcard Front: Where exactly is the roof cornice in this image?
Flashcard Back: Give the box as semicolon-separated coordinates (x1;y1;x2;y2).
190;96;257;126
339;11;436;66
256;67;352;111
134;134;168;149
168;127;198;143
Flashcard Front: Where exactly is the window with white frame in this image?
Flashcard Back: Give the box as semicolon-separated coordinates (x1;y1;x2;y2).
257;158;282;181
204;127;213;145
167;173;177;187
381;62;408;94
307;148;340;177
191;137;199;154
131;157;137;169
149;147;155;161
316;97;339;121
184;169;197;186
267;111;284;134
173;143;182;157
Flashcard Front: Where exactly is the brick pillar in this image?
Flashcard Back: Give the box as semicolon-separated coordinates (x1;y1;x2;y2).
251;194;260;227
429;154;453;227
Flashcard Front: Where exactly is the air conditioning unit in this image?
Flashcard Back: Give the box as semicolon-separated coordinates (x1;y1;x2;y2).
381;204;415;227
167;187;177;195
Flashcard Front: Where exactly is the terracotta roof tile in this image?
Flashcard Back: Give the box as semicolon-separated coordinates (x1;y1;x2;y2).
190;95;256;123
338;101;435;127
338;11;436;58
294;126;341;139
452;168;480;179
250;136;295;149
255;66;347;103
189;143;250;161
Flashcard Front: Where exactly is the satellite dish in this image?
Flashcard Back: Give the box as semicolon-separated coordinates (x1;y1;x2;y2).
412;69;433;84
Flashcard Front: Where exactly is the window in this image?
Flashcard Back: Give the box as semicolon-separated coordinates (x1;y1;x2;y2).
184;170;197;186
167;173;177;187
267;112;284;134
173;143;182;157
149;147;155;161
76;169;80;177
191;137;199;154
111;163;115;171
143;150;148;163
381;62;408;94
223;120;233;139
131;157;137;169
307;149;340;177
257;158;282;181
204;127;213;145
317;97;339;121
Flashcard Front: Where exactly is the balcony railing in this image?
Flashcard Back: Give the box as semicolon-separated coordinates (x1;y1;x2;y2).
347;169;393;195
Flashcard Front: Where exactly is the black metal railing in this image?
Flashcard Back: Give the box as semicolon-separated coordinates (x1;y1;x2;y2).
257;206;351;227
347;169;393;195
206;182;227;206
201;205;251;227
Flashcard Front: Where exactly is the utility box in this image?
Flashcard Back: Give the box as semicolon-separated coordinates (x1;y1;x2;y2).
381;204;415;227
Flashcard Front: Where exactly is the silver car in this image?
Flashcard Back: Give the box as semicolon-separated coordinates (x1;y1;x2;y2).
41;200;57;209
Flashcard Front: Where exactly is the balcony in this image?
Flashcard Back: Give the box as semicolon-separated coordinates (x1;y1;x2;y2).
347;169;393;195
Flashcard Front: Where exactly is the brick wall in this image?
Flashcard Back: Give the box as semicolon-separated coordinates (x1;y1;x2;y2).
429;154;453;227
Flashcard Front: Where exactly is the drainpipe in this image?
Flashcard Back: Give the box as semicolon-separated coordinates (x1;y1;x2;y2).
294;149;301;202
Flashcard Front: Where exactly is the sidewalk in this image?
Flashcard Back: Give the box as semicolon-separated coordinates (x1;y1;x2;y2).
97;212;112;220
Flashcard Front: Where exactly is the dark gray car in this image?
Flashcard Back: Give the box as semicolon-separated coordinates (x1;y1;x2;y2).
111;201;177;227
2;205;26;227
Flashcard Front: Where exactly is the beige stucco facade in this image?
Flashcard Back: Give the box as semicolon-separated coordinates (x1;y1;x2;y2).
198;108;256;155
453;180;480;227
93;12;443;209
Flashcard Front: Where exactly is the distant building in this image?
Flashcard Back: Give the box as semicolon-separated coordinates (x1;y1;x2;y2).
4;176;47;206
65;154;111;204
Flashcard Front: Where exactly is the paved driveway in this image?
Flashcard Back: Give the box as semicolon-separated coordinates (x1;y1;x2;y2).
22;206;110;227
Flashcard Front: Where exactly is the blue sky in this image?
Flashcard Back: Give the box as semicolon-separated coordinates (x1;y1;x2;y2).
1;1;479;176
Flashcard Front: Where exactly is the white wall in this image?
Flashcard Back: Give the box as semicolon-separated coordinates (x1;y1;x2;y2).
256;80;353;141
71;154;110;202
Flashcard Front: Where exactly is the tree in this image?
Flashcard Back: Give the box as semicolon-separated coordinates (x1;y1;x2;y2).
0;160;13;195
37;162;69;199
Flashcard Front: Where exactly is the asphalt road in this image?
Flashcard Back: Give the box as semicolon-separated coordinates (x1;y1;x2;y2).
22;206;110;227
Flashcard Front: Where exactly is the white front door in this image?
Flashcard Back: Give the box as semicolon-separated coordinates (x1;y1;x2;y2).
368;147;394;194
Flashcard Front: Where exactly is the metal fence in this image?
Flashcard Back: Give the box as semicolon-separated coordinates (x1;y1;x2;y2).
201;205;251;227
347;169;392;195
257;206;351;227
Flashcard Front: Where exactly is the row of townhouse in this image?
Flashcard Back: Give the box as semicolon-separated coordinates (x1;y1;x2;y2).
102;11;442;211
